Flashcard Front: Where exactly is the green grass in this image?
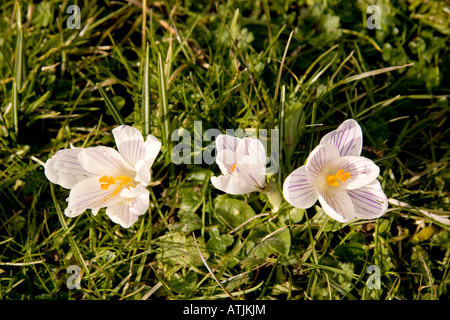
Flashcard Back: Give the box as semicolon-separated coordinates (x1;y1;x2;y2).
0;0;449;300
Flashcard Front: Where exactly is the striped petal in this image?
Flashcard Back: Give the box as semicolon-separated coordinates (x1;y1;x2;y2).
78;146;135;178
305;143;340;185
215;134;241;154
328;156;380;190
215;149;236;175
318;189;356;222
211;174;261;195
106;187;149;228
347;180;388;219
320;119;362;157
234;155;266;189
235;137;267;166
283;165;318;209
44;147;94;189
105;201;138;228
134;135;161;185
64;176;123;218
112;125;144;167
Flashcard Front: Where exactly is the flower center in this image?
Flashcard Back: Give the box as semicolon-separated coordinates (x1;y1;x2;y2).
99;175;133;197
325;169;351;187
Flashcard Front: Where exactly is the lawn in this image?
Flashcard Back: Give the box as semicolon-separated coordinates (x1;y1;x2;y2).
0;0;449;300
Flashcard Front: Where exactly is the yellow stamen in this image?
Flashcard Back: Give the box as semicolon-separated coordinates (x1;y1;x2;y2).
232;164;237;172
326;169;351;187
99;175;133;198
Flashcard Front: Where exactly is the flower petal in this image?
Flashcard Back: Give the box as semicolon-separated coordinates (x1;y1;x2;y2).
105;201;139;228
64;176;123;218
235;155;266;189
215;134;241;154
112;125;144;167
235;137;266;166
320;119;362;157
305;143;340;185
215;149;237;175
318;190;356;222
44;148;94;189
328;156;380;190
211;174;261;195
134;135;161;186
347;180;388;219
283;165;318;209
78;146;135;178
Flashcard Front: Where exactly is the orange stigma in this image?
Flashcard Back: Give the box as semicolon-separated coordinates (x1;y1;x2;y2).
99;175;133;198
326;169;351;187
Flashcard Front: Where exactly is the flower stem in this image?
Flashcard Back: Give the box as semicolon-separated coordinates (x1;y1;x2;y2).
263;180;283;213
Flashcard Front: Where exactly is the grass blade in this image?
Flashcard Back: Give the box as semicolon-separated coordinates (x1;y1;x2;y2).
50;183;102;298
24;91;50;117
96;83;126;125
11;79;19;141
142;42;151;136
157;52;169;154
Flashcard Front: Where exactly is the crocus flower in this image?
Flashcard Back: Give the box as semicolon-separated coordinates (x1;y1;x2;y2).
283;119;388;222
211;134;267;195
44;125;161;228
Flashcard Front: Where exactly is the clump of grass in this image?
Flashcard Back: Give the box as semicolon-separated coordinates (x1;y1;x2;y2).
0;0;449;300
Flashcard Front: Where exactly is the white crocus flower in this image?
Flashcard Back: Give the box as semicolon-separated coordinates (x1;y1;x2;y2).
44;125;161;228
211;134;267;195
283;119;388;222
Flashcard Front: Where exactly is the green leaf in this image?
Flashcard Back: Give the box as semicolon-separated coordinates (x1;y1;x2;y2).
334;241;365;262
169;271;198;294
254;228;291;258
278;207;305;226
206;227;234;253
266;228;291;256
214;195;256;228
155;233;209;268
174;212;202;233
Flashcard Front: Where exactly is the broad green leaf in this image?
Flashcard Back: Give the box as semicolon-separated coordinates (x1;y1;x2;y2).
169;271;198;294
214;195;256;228
206;227;234;253
334;241;365;262
174;212;202;233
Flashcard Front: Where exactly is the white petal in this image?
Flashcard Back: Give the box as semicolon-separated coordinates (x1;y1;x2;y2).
44;148;94;189
142;134;162;168
128;187;150;216
106;201;139;228
78;146;135;178
211;175;260;195
107;185;149;227
235;137;266;166
328;156;380;190
133;135;161;185
347;180;388;219
215;149;237;175
112;125;144;167
215;134;241;154
320;119;362;157
235;155;266;189
64;176;123;218
283;165;318;209
305;144;340;185
318;190;356;222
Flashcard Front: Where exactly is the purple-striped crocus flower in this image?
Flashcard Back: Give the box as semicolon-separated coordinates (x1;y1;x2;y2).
44;125;161;228
283;119;388;222
211;134;267;195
